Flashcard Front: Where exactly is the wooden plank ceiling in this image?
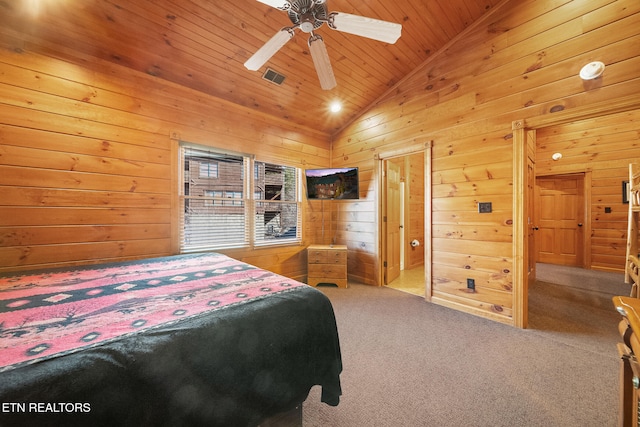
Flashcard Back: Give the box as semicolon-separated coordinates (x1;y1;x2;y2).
0;0;502;135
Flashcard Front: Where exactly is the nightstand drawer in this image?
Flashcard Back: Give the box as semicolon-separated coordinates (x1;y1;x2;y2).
325;249;346;264
308;264;347;279
308;250;328;264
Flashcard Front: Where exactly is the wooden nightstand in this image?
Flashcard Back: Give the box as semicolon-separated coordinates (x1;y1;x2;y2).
307;244;347;288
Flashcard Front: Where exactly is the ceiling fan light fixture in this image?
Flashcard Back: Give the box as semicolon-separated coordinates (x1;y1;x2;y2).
308;34;336;90
244;28;294;71
329;12;402;44
300;20;315;33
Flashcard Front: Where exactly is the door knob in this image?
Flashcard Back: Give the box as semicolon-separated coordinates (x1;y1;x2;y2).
532;226;539;230
578;223;583;227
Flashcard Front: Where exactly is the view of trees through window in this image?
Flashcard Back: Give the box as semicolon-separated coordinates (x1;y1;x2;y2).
180;145;301;252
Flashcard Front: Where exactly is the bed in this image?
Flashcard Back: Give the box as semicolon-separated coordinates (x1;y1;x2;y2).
0;252;342;426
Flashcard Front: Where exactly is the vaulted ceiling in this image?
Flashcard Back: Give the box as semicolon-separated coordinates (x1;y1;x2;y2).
0;0;503;135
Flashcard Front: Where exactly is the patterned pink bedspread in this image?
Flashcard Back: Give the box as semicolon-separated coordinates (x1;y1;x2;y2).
0;253;305;373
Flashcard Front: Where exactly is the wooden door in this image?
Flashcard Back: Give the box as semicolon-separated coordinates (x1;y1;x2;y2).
536;175;585;266
385;160;401;284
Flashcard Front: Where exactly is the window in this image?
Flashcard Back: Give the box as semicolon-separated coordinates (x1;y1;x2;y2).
180;144;301;252
199;162;218;178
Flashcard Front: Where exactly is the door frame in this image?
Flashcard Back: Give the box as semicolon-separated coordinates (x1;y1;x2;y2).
534;172;591;269
512;93;639;328
375;140;432;297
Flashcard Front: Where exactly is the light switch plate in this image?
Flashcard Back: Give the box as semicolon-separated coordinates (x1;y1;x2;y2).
478;202;492;213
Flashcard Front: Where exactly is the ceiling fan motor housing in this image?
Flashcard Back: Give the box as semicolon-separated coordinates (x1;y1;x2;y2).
288;0;328;33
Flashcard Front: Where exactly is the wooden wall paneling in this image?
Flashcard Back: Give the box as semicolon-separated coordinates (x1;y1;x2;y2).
431;288;513;324
1;187;170;209
303;201;333;244
0;165;168;195
432;251;512;274
0;239;173;271
0;45;331;152
401;3;640;137
0;48;330;274
332;1;640;325
428;127;514;318
0;126;171;167
432;261;512;296
0;207;170;229
0;144;168;180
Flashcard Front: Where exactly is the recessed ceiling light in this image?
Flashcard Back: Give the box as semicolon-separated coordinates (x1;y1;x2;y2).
329;101;342;113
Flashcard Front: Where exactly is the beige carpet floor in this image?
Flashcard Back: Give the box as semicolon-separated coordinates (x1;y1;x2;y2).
303;263;626;426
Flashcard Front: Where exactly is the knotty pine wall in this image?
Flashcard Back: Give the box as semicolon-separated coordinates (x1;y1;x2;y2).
536;109;640;272
331;0;640;324
0;48;331;277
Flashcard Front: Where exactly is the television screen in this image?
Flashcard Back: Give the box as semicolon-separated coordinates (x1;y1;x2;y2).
305;167;359;200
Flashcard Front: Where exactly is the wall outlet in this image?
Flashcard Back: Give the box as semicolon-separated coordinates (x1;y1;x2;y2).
466;278;475;290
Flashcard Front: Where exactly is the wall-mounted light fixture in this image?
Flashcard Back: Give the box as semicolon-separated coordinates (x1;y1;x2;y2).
579;61;605;80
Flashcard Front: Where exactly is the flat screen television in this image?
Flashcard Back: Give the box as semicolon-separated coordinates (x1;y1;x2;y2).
305;167;359;200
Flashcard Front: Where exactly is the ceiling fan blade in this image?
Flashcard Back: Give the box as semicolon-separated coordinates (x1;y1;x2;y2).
308;34;336;91
244;28;294;71
256;0;291;10
329;12;402;44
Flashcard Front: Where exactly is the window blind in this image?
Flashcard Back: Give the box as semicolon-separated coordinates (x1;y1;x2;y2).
179;145;301;252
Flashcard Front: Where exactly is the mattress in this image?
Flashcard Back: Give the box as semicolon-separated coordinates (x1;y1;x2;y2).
0;252;342;426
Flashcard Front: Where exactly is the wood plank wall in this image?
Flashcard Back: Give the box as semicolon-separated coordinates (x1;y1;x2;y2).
0;47;331;278
536;110;640;272
331;0;640;324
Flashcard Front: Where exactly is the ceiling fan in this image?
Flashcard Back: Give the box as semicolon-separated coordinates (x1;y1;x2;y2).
244;0;402;90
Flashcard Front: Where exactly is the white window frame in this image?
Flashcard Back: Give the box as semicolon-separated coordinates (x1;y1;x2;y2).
179;142;302;252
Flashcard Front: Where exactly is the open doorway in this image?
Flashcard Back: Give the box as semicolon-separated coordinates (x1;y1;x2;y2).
382;153;426;296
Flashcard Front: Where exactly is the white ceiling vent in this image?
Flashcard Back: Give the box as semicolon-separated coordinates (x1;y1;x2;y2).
262;68;286;85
